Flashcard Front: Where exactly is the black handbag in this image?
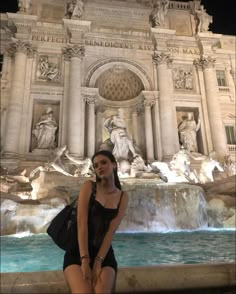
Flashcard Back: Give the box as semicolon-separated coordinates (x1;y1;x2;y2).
47;199;78;251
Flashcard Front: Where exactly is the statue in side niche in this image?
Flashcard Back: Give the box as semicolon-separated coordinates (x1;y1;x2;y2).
178;112;201;152
149;0;169;28
32;106;58;150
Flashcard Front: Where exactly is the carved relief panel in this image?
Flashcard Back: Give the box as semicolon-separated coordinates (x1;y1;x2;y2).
172;67;194;91
36;54;61;83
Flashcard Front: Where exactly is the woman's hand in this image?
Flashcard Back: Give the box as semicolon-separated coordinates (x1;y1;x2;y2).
92;260;102;287
81;260;92;284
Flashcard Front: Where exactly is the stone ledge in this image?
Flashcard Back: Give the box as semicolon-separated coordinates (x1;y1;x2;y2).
1;263;235;293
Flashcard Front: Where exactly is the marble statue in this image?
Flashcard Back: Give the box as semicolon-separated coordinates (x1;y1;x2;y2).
151;148;199;183
103;108;138;161
32;106;58;150
29;146;73;179
64;150;93;177
178;112;200;152
170;148;199;183
65;0;84;19
191;151;224;183
72;0;84;18
1;168;30;184
151;161;188;183
30;146;93;179
149;0;169;28
194;5;213;33
222;155;236;177
18;0;32;14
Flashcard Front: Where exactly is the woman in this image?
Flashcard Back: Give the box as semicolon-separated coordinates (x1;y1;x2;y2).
63;150;128;293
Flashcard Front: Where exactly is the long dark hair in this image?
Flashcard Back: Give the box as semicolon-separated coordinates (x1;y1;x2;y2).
91;150;121;190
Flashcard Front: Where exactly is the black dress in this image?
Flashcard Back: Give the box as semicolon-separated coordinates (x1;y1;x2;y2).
63;182;123;272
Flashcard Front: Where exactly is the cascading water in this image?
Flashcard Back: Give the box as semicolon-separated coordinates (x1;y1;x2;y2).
119;181;208;232
1;177;232;235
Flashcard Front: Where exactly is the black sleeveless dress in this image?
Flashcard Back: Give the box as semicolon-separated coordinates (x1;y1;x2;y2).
63;182;123;272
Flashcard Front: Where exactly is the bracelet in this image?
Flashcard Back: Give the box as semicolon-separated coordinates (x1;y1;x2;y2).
80;255;90;262
95;255;104;263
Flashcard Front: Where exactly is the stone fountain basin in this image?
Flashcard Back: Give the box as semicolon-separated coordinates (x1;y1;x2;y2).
1;263;235;293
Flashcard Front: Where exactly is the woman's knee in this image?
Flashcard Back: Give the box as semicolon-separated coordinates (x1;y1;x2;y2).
64;265;92;294
94;267;116;294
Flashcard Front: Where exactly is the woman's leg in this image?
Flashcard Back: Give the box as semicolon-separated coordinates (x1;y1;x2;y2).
64;264;92;294
94;267;116;294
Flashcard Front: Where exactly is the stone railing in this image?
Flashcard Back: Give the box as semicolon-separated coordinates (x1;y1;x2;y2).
219;86;230;93
228;145;236;162
169;1;190;10
228;144;236;152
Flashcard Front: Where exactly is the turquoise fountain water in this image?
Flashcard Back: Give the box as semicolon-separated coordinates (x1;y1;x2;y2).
1;230;235;273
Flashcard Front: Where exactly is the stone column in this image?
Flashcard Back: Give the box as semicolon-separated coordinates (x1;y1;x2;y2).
230;69;235;86
195;56;228;156
62;45;85;157
152;92;162;160
130;106;140;147
95;103;105;151
144;99;155;161
85;96;96;158
4;39;35;154
152;51;179;160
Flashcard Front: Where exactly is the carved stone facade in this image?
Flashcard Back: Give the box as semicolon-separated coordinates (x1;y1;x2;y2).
0;0;235;165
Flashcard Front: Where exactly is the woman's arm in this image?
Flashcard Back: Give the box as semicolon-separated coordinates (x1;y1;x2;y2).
77;180;93;257
96;191;128;259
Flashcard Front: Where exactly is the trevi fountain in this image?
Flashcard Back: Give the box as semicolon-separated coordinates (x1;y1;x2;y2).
0;0;235;292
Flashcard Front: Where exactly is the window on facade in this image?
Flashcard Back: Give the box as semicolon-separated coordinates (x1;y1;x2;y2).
0;54;3;77
225;125;236;145
216;70;227;87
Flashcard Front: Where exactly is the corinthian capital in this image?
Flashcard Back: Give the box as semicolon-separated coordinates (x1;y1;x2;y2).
6;38;36;57
152;51;172;66
194;55;216;70
62;44;85;61
144;98;155;107
129;103;143;114
84;96;97;105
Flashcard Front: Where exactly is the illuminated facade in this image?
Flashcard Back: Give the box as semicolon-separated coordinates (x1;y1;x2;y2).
0;0;235;166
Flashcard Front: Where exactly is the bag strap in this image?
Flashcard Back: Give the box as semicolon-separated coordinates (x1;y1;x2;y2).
91;180;96;196
117;191;124;210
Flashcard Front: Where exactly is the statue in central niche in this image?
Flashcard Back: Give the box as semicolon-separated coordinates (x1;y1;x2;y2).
102;108;138;162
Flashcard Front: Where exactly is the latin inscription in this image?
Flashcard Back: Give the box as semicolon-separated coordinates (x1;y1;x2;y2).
32;35;68;43
31;34;200;54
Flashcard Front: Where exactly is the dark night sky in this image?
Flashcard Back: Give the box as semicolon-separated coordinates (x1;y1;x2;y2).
0;0;235;35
